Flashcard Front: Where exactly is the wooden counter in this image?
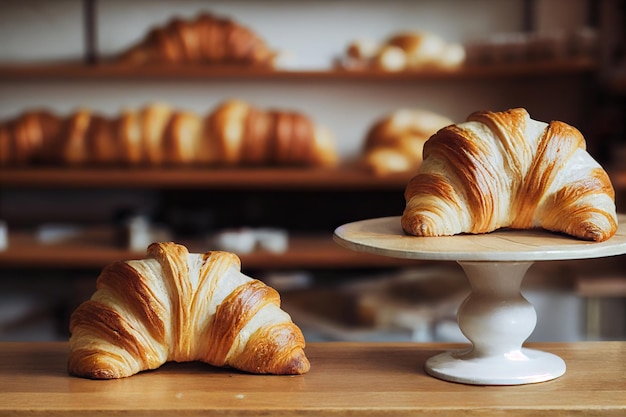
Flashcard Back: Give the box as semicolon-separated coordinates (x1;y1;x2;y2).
1;342;624;416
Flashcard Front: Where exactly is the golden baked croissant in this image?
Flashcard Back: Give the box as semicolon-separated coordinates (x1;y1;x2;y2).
206;100;337;166
119;13;276;67
0;110;61;166
402;108;617;242
69;242;310;379
361;109;453;175
0;102;337;167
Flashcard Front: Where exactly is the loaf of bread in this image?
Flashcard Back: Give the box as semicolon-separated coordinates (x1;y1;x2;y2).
118;12;276;67
402;108;617;241
360;109;453;175
69;242;310;379
0;101;337;167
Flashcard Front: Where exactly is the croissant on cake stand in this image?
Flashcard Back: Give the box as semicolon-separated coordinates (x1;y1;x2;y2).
402;108;617;242
68;242;310;379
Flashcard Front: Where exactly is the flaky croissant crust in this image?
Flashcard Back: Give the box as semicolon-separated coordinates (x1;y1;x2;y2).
402;108;617;241
68;242;310;379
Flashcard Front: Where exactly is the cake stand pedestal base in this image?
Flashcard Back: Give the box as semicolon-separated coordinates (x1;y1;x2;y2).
424;261;566;385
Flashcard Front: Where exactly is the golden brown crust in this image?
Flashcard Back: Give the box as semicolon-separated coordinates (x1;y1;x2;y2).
241;107;272;164
402;108;618;241
118;13;275;67
87;115;118;164
0;110;61;165
361;109;452;175
0;102;335;167
68;242;310;379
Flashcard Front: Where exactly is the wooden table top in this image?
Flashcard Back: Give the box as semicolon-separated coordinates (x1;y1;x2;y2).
1;342;624;416
333;214;626;262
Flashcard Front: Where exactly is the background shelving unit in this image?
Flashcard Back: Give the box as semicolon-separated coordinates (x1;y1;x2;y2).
0;59;598;80
0;0;624;343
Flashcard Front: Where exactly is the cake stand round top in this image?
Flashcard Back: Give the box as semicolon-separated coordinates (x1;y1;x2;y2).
333;214;626;262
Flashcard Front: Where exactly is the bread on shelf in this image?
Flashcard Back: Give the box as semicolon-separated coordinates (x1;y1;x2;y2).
0;110;62;166
118;12;277;67
339;31;466;72
0;101;337;168
401;108;618;242
360;109;453;175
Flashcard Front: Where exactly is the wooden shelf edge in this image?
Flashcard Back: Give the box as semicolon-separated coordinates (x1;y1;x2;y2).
0;59;598;81
0;231;418;270
0;166;413;190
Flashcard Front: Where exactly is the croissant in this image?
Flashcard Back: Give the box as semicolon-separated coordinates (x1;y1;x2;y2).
402;108;618;242
0;101;337;167
361;109;452;175
340;31;465;71
207;100;337;167
68;242;310;379
0;110;61;166
119;13;276;67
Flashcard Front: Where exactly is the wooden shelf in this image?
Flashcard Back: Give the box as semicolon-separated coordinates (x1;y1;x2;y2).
0;166;413;190
3;166;624;190
0;230;417;270
1;342;624;416
0;59;597;81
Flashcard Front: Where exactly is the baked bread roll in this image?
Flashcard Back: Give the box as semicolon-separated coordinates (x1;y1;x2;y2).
0;110;61;166
361;109;453;175
341;31;465;71
0;102;337;167
207;100;338;167
69;242;310;379
119;13;276;67
402;108;617;241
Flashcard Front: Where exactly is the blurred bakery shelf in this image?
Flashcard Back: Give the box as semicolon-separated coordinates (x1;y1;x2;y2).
0;229;418;270
3;166;625;190
0;166;412;190
0;58;597;81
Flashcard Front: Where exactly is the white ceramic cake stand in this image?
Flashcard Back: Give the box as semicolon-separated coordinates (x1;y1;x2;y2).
333;214;626;385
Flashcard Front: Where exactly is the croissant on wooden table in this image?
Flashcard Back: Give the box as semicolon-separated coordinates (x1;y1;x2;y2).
118;12;276;67
69;242;310;379
0;101;337;167
402;108;617;242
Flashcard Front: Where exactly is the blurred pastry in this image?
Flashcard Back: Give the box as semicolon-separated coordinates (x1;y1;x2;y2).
341;30;465;71
0;101;337;168
118;12;276;67
361;109;453;175
0;110;61;166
